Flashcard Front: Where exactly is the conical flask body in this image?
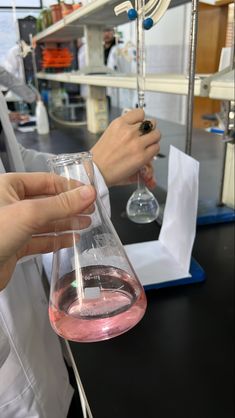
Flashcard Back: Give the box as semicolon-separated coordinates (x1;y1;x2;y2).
48;153;147;342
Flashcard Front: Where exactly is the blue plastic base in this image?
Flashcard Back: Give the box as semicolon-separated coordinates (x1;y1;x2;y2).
157;202;235;227
197;201;235;225
144;257;206;291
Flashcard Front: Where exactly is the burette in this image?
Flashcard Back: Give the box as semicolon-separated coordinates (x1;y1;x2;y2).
114;0;171;223
135;0;146;109
126;0;161;224
115;0;200;159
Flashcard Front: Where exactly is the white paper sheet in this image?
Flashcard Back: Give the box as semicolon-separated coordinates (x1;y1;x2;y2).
125;146;200;286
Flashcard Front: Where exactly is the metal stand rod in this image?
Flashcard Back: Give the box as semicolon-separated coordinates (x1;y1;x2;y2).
185;0;199;155
218;101;234;205
29;33;39;91
218;41;235;204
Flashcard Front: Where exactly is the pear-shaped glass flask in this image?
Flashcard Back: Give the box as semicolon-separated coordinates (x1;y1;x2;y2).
126;175;160;224
48;152;147;343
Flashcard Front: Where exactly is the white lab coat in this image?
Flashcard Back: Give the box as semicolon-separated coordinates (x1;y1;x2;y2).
77;43;88;99
0;65;36;103
0;90;110;417
1;45;25;83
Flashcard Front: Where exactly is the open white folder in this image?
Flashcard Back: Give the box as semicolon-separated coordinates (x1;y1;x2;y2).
125;146;202;288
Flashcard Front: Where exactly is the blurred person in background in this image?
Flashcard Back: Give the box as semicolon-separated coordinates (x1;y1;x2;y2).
1;43;26;111
103;27;117;65
1;43;24;82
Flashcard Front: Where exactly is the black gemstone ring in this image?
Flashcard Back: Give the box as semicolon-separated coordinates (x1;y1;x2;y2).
139;120;153;135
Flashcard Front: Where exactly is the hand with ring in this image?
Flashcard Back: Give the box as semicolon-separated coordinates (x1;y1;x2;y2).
91;108;161;188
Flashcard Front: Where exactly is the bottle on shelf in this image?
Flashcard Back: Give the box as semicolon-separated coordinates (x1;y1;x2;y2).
36;98;50;135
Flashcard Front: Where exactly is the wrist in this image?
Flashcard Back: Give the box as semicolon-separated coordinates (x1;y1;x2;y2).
91;152;112;188
0;261;14;291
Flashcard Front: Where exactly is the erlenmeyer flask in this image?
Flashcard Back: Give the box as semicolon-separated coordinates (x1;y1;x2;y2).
48;152;147;343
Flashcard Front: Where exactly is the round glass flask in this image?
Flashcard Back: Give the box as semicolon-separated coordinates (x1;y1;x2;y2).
48;152;147;342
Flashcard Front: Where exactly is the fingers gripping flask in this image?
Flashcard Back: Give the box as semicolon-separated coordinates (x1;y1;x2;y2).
48;153;147;342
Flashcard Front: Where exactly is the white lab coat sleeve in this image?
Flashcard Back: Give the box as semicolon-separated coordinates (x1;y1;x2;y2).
94;163;111;217
0;66;36;103
3;46;20;78
18;143;53;172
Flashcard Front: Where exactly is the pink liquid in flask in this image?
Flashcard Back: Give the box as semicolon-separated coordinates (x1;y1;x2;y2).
49;265;147;342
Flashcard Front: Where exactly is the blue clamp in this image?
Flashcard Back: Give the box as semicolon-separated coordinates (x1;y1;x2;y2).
127;8;138;20
143;17;153;30
115;2;154;29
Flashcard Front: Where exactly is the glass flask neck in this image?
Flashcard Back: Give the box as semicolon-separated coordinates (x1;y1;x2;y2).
48;152;95;188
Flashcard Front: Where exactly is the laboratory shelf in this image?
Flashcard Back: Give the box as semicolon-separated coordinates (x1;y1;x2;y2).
34;19;83;43
37;71;234;100
34;0;190;43
209;69;235;101
34;0;234;102
34;0;130;43
36;72;205;96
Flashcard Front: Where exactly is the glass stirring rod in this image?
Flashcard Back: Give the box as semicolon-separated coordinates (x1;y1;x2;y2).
126;0;160;223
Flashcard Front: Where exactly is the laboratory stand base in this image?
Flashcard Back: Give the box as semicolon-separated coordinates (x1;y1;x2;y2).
143;257;206;291
157;201;235;226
